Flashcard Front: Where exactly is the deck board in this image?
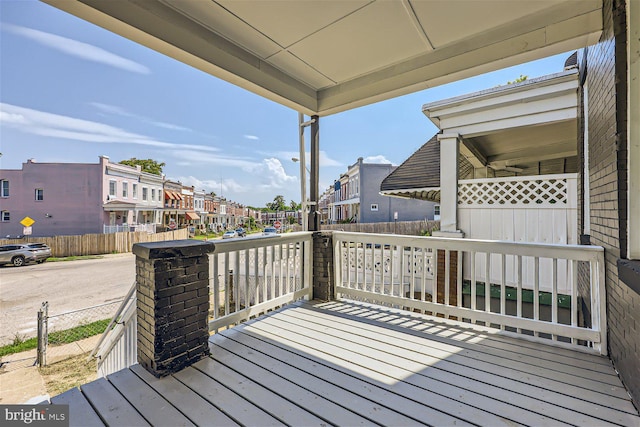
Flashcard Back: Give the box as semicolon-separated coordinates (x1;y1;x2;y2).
318;302;630;398
289;303;638;414
129;364;239;427
273;304;636;425
52;299;639;427
50;387;104;427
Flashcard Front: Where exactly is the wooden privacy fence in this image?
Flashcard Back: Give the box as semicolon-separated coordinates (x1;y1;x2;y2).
0;229;189;257
322;220;440;235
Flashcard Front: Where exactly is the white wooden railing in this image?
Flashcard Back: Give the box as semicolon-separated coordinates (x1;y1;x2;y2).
92;282;138;377
333;231;607;355
209;232;313;332
103;223;157;234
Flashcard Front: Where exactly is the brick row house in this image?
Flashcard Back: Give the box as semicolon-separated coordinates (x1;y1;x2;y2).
0;156;261;237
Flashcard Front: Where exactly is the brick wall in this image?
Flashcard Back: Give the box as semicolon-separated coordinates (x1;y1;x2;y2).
312;232;335;301
584;0;639;406
133;240;214;377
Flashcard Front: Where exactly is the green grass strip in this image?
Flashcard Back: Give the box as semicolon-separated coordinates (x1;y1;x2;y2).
47;255;104;262
0;318;111;357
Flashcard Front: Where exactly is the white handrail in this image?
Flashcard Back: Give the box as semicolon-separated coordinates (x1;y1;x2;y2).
208;232;313;332
333;231;607;355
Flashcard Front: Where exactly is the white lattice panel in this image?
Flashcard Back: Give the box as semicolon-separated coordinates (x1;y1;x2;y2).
458;176;569;207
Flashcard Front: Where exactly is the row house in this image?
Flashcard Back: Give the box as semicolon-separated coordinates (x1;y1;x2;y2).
327;157;436;224
0;155;256;237
0;156;165;237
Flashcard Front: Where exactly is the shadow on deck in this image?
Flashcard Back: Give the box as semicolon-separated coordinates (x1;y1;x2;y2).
50;300;639;426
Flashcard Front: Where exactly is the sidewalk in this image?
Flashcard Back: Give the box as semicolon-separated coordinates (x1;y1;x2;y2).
0;335;100;404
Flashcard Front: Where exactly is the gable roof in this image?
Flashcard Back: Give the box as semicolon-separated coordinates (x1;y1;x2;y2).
379;134;473;202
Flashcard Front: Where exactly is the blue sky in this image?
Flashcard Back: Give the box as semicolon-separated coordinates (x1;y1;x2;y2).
1;1;573;208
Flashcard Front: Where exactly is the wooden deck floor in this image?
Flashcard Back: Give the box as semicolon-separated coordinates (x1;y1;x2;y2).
52;300;639;426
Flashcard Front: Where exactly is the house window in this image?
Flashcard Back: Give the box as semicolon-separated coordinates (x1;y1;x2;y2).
370;204;378;211
151;188;156;201
35;188;44;201
122;182;128;198
142;187;148;201
434;205;440;216
1;211;9;222
109;180;117;197
132;184;138;199
0;180;8;197
158;189;162;202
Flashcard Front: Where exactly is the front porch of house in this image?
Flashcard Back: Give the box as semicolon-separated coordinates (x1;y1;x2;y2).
53;299;638;426
48;233;639;425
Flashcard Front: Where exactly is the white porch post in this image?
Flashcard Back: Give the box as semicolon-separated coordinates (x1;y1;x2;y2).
435;133;463;237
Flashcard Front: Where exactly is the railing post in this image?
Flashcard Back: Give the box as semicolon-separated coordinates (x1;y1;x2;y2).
313;231;335;300
36;301;48;366
133;240;215;377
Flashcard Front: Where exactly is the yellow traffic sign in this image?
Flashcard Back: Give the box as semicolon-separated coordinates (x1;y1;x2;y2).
20;216;35;227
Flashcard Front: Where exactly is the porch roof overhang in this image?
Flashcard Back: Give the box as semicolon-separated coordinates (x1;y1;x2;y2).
423;69;580;170
41;0;602;116
381;68;580;200
102;200;138;210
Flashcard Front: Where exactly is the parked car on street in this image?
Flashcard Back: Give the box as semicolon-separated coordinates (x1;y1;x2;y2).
222;230;238;239
25;243;52;263
0;244;37;267
235;228;246;237
263;227;278;236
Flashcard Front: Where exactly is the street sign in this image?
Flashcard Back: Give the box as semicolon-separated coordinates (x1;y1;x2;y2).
20;216;35;227
168;220;177;230
273;220;282;229
23;226;32;235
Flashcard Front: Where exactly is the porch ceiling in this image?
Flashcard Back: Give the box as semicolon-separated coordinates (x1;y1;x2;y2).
41;0;602;116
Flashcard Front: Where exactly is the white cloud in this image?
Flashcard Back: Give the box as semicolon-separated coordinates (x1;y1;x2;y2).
274;150;342;167
244;135;259;140
2;24;150;74
260;158;297;188
90;102;192;132
168;150;258;169
0;103;217;152
363;155;392;164
172;176;247;194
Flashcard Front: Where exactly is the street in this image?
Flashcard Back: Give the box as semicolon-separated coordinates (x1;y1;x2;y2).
0;254;135;346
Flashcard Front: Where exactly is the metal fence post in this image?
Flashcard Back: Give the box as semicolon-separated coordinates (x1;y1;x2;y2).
36;301;49;366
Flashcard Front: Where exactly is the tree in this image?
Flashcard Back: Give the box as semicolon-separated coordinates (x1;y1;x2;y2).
266;195;287;211
290;200;301;211
119;158;165;175
507;75;528;85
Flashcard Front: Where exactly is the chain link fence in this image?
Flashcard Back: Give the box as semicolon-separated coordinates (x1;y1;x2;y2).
37;300;123;366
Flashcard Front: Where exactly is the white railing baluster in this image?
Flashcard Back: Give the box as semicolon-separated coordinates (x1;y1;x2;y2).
500;253;506;330
332;231;607;354
457;250;462;309
534;256;540;337
485;252;490;315
517;255;522;334
444;249;450;307
552;258;558;340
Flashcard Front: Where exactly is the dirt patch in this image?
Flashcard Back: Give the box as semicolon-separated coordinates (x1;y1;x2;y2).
39;353;96;397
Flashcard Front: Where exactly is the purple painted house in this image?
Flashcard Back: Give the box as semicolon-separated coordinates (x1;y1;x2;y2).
0;156;164;237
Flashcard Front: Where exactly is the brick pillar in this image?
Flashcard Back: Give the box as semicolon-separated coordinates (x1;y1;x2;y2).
133;240;215;377
312;231;334;301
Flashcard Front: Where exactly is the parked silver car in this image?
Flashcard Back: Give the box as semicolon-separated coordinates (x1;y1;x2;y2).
0;244;37;267
25;243;52;263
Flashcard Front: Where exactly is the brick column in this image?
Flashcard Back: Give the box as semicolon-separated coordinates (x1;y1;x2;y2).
312;231;334;300
133;239;215;377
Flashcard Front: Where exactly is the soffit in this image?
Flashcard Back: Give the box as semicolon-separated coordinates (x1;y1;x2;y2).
42;0;602;116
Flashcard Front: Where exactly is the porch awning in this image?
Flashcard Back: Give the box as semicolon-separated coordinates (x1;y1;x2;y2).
185;212;200;220
379;134;473;202
164;190;175;200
